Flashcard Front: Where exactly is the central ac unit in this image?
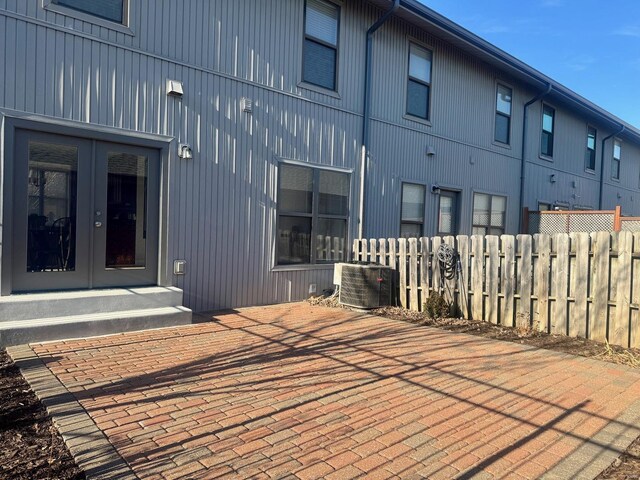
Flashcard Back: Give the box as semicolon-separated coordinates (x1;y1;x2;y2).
338;263;393;309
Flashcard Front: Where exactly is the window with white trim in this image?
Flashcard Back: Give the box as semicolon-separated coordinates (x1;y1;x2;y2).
406;44;433;120
612;139;621;180
472;193;506;235
400;183;425;238
277;164;349;265
303;0;339;91
495;84;512;144
53;0;125;24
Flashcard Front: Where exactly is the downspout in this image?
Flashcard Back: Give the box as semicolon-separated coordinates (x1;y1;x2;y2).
358;0;400;239
518;83;552;231
598;124;625;209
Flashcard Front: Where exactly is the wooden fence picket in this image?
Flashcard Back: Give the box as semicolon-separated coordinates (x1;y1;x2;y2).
457;235;470;319
360;239;368;263
534;234;550;332
570;232;589;338
552;234;569;335
486;236;499;324
420;237;430;301
471;235;484;321
632;233;640;348
502;235;516;328
612;231;632;347
409;238;419;311
590;231;610;342
379;238;387;266
398;238;407;309
432;237;442;296
517;235;532;327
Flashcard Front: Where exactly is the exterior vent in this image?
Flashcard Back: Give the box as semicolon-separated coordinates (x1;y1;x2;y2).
339;264;392;309
241;97;253;113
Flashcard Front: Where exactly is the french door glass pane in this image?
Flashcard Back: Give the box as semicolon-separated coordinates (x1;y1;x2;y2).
106;153;148;268
278;216;312;265
27;142;78;272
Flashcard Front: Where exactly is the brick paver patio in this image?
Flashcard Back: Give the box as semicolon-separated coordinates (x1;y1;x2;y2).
23;303;640;479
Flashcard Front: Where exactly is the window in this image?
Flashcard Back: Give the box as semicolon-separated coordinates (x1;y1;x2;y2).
53;0;125;23
472;193;506;235
538;202;552;211
303;0;339;91
400;183;425;238
585;126;597;171
406;44;433;120
277;164;349;265
438;191;458;235
612;139;621;180
495;84;512;144
541;105;555;157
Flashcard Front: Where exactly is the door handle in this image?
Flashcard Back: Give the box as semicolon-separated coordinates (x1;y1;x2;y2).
95;221;103;228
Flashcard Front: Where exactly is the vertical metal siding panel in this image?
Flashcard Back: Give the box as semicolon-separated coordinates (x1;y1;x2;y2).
4;17;16;110
0;16;5;107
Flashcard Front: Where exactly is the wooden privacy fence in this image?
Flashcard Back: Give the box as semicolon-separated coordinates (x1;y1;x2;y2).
352;232;640;349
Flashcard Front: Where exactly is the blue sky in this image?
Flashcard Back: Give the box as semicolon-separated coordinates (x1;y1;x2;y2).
419;0;640;129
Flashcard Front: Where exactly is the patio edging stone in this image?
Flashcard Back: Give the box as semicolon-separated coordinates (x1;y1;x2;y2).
7;344;138;480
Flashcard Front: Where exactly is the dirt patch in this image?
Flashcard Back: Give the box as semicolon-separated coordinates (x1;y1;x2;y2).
0;349;84;480
309;295;640;478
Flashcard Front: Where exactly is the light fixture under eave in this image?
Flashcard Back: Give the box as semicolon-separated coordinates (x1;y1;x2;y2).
178;143;193;160
426;145;436;157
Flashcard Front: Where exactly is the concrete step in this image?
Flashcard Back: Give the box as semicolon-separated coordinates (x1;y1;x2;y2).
0;287;185;322
0;306;193;347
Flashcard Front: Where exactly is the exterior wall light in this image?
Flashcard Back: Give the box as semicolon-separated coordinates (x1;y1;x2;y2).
549;174;556;184
178;143;193;159
431;184;441;194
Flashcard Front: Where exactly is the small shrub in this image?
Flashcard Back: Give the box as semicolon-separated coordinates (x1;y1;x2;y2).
424;292;450;319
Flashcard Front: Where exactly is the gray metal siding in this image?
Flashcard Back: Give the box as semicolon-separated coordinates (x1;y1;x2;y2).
1;0;639;311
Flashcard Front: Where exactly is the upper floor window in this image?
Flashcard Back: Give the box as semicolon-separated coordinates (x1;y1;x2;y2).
400;183;425;238
406;44;432;120
612;139;621;180
277;163;349;265
53;0;125;24
472;193;506;235
494;84;512;144
303;0;339;91
541;105;555;157
585;126;597;171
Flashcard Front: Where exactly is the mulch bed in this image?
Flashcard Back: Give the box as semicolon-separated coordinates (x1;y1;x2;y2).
0;349;84;480
309;296;640;479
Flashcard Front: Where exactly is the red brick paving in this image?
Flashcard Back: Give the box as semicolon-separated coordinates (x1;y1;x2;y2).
30;303;640;479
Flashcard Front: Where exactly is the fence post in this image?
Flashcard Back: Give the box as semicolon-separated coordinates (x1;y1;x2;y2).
409;238;419;311
398;238;407;309
614;205;623;232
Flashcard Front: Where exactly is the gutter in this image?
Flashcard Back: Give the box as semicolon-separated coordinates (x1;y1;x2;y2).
358;0;399;240
518;83;552;232
598;125;625;209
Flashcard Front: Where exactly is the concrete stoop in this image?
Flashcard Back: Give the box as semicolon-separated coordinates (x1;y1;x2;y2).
0;287;192;347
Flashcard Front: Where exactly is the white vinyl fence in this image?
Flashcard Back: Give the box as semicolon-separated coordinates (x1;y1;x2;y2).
352;232;640;349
